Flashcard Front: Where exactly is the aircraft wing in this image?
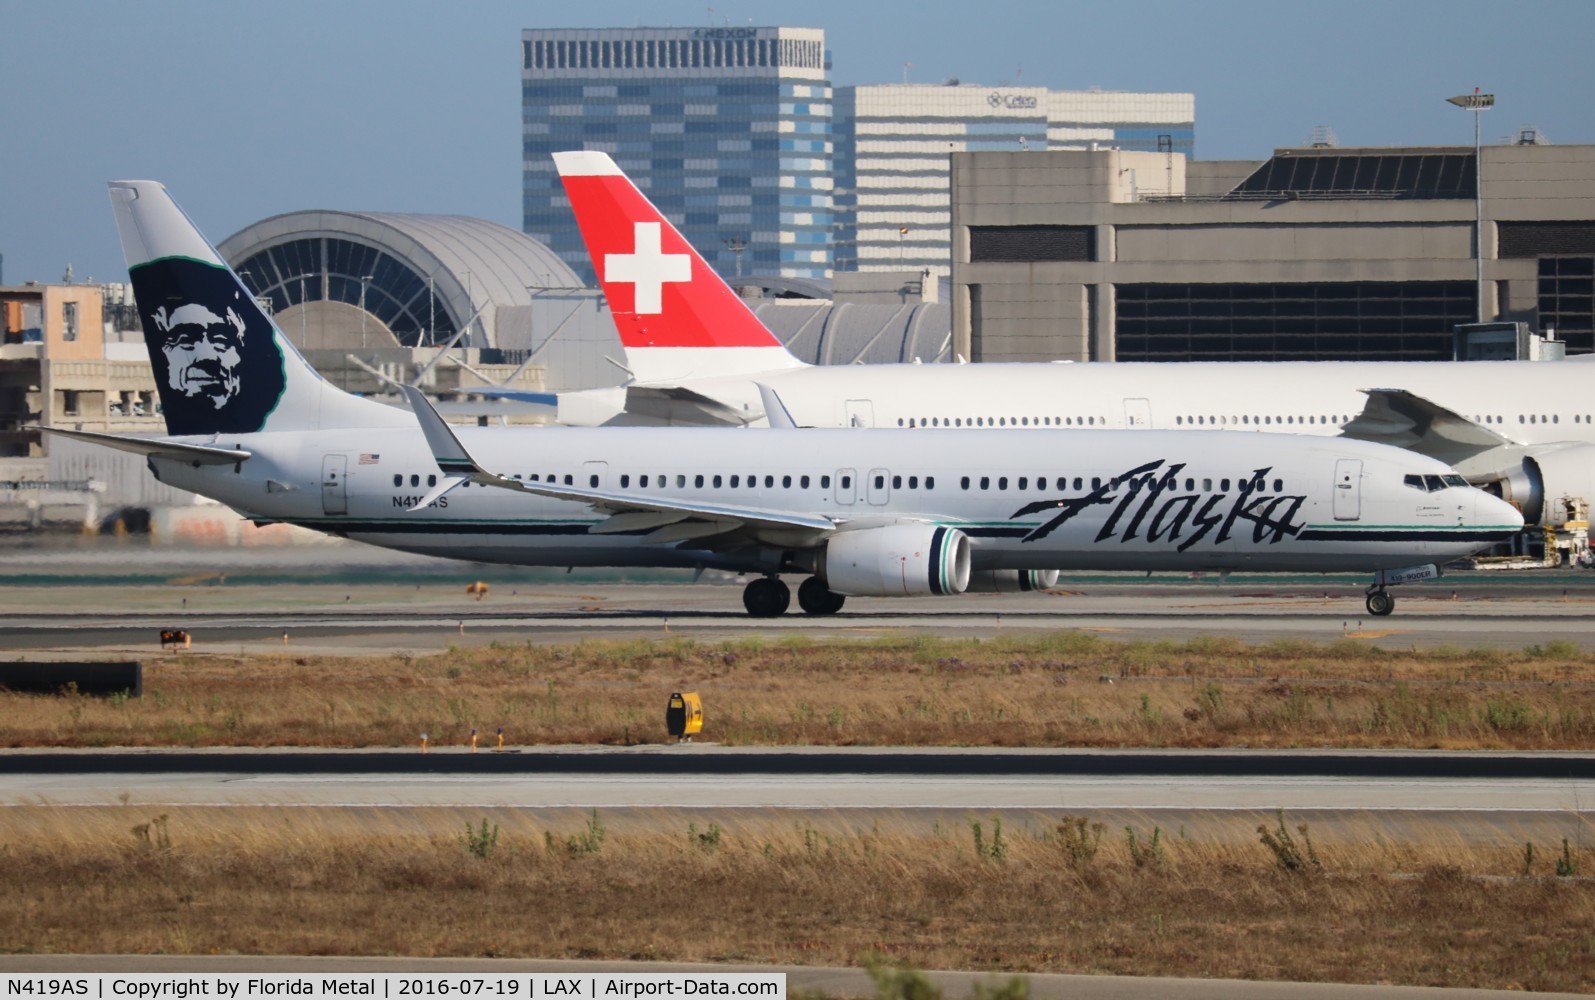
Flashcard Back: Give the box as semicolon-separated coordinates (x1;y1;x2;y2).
1342;389;1512;464
398;386;833;540
35;426;251;464
622;384;756;426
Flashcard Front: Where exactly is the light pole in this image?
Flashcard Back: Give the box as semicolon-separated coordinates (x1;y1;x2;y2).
359;274;373;349
722;236;747;278
1447;89;1495;323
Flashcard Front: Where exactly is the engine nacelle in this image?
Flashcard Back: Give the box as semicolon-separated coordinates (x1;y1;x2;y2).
1521;446;1595;527
963;569;1060;593
819;524;971;597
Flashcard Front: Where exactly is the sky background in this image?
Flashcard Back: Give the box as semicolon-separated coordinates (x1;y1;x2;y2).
3;0;1592;286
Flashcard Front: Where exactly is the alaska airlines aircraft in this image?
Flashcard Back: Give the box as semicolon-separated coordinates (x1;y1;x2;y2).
50;180;1521;618
539;150;1595;531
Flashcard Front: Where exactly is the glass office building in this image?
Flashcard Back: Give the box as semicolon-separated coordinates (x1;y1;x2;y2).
522;26;833;283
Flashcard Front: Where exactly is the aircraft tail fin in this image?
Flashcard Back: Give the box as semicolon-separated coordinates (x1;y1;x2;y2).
554;150;806;383
108;181;410;436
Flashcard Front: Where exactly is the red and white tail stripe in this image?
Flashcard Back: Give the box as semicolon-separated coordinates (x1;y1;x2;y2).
555;150;804;381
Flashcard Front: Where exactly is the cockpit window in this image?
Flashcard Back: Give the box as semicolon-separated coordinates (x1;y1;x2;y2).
1407;472;1469;492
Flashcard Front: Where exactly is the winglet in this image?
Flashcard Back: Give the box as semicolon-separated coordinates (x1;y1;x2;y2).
756;383;799;430
397;386;480;509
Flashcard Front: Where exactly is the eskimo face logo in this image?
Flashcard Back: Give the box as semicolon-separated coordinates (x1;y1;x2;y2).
152;302;245;409
131;257;286;436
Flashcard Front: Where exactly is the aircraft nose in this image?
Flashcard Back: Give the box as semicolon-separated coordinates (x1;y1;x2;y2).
1476;490;1525;534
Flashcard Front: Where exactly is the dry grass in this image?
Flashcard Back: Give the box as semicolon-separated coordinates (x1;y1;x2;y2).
0;805;1590;991
4;633;1595;749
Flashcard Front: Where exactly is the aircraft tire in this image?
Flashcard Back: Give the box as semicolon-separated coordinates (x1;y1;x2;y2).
1366;590;1395;617
743;577;791;617
797;576;846;616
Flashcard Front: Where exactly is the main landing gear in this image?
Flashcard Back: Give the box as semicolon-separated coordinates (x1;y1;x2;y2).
741;576;847;617
797;576;846;616
742;576;790;617
1365;586;1395;617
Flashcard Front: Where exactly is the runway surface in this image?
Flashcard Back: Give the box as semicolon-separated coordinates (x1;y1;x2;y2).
6;748;1592;844
7;538;1595;652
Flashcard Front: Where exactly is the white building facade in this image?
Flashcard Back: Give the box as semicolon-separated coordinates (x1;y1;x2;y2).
834;85;1194;276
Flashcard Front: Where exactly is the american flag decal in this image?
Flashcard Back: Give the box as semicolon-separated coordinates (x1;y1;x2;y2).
359;453;381;465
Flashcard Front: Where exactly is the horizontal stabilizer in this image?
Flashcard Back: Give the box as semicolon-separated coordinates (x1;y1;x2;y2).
36;426;251;465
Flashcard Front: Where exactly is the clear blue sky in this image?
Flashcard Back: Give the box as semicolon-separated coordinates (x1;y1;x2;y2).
2;0;1591;286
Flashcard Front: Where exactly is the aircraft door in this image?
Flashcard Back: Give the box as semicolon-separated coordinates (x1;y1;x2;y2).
321;454;348;516
581;461;607;489
867;468;890;506
834;468;857;506
1333;459;1362;521
845;400;874;428
1124;398;1152;428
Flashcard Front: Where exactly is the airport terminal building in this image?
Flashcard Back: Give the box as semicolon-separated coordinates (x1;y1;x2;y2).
951;140;1595;363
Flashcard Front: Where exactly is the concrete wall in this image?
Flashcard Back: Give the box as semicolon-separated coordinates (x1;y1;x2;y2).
951;144;1595;362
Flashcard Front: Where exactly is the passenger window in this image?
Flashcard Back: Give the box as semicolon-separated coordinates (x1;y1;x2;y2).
998;477;1008;490
694;475;704;488
980;477;990;490
821;475;831;488
1073;477;1083;490
765;475;774;488
589;475;599;487
801;475;810;488
892;475;901;489
1091;478;1101;490
427;474;437;487
730;475;739;487
841;475;852;489
640;475;649;487
713;475;722;488
1184;478;1194;491
676;475;686;488
564;475;573;486
925;476;935;489
1017;477;1028;490
961;476;970;490
410;474;420;488
1202;478;1212;491
392;474;402;487
907;476;917;489
1273;479;1282;492
1221;479;1230;491
780;475;790;488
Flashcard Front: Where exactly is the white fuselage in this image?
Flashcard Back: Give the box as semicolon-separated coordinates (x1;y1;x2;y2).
149;425;1519;577
653;359;1595;445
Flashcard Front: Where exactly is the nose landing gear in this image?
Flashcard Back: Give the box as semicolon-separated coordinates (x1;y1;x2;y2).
1365;586;1395;617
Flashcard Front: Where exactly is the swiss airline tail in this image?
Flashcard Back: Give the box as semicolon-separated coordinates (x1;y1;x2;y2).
554;150;806;381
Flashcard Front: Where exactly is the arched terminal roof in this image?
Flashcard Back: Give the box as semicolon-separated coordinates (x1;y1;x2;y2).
218;211;580;348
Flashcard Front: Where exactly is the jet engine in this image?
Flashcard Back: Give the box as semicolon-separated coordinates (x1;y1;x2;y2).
963;569;1060;593
1491;447;1595;527
819;524;971;597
